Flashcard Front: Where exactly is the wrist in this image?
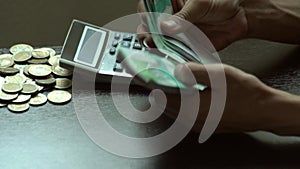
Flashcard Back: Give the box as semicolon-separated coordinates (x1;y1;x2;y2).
241;0;300;43
258;88;300;136
244;83;277;133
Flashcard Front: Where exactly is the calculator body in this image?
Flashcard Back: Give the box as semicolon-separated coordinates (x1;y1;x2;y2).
60;20;144;84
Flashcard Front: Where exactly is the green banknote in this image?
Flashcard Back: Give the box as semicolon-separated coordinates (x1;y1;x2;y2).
152;0;173;13
143;0;204;64
118;47;206;92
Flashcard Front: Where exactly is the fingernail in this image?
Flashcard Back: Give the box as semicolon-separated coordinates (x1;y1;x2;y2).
162;19;177;27
161;18;183;34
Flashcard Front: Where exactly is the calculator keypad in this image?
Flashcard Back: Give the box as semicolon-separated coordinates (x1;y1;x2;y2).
104;32;145;74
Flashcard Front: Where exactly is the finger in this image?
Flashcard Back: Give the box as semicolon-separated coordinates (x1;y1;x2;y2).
171;0;180;13
137;0;145;13
161;0;212;34
139;12;148;26
160;16;186;34
137;23;150;33
175;0;211;23
177;0;186;9
144;37;156;48
136;24;156;48
137;0;148;26
137;23;149;38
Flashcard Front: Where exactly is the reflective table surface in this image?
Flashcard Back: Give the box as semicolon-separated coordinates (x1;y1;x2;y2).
1;40;300;169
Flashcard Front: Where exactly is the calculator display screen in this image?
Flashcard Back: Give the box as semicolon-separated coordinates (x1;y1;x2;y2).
74;26;107;67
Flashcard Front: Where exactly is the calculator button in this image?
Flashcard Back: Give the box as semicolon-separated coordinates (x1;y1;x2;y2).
109;47;116;55
121;41;131;48
116;51;124;63
123;34;133;41
112;40;119;47
134;35;139;42
113;63;123;72
133;42;142;50
114;33;121;40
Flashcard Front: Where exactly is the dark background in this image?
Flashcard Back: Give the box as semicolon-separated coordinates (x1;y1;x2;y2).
0;0;137;47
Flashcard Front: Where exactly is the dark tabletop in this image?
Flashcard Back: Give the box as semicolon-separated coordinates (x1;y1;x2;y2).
1;40;300;169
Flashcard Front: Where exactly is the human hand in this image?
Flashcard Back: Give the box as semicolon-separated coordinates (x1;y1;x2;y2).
154;63;274;134
137;0;249;50
136;0;187;48
161;0;248;50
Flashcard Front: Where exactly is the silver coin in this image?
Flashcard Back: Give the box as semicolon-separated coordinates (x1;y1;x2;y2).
21;83;38;94
52;66;73;77
26;80;44;91
28;64;52;77
32;48;50;59
55;78;72;89
29;93;47;106
9;44;33;55
5;74;26;84
41;47;56;57
2;83;23;93
27;58;48;64
0;67;19;76
0;54;14;68
8;103;30;113
47;90;72;104
36;76;56;86
48;55;60;66
13;51;32;62
0;90;18;101
12;94;31;103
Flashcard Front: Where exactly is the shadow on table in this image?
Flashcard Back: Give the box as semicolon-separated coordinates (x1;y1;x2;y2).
154;132;300;168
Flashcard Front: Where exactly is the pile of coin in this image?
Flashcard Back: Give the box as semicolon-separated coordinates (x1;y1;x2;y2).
0;44;72;113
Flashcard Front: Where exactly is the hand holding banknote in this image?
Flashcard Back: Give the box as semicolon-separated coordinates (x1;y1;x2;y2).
158;62;273;134
137;0;248;50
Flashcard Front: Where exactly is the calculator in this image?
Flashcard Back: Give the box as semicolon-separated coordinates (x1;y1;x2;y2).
60;20;206;92
60;20;146;84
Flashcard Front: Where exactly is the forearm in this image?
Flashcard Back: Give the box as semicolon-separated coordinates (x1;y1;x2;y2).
241;0;300;44
260;88;300;136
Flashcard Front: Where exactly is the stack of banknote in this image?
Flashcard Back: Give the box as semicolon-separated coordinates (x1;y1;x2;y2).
142;0;204;64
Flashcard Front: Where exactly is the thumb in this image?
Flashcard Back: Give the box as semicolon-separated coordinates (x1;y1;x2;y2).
174;62;211;86
161;0;209;34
